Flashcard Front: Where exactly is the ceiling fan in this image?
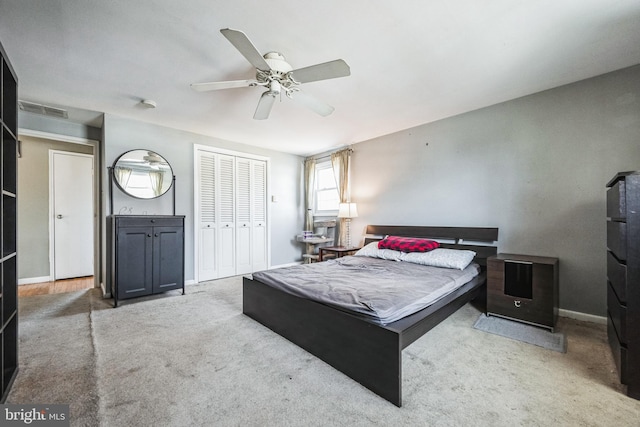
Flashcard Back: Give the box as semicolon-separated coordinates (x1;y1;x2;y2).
191;28;351;120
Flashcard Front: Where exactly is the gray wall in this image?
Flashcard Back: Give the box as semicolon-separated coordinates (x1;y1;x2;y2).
103;114;304;283
349;64;640;317
19;113;102;141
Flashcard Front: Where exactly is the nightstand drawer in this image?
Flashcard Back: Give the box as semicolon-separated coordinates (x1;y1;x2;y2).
487;292;555;328
607;250;627;304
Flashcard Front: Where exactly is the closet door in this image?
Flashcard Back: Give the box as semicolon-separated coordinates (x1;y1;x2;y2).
195;146;269;282
235;157;252;275
218;154;236;278
252;160;268;272
197;151;217;281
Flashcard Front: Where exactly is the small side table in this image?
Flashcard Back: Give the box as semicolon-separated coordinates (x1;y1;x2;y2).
318;246;361;261
487;253;559;330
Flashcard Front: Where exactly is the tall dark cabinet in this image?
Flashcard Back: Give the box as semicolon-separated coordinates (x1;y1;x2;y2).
110;215;185;307
0;40;18;402
606;171;640;400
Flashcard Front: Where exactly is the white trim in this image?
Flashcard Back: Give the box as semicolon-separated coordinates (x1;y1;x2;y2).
21;130;101;291
18;128;98;146
49;150;95;281
558;308;607;325
193;144;270;161
313;159;339;217
18;276;52;285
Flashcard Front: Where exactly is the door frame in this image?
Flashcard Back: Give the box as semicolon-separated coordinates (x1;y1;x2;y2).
19;129;100;288
193;144;271;283
49;150;95;281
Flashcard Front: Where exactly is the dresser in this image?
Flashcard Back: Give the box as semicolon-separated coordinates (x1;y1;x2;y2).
487;253;559;330
606;171;640;400
110;215;185;307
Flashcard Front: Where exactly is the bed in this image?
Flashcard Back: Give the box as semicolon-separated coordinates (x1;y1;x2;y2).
243;225;498;406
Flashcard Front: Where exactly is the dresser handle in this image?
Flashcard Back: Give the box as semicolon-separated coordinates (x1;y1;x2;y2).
514;300;521;308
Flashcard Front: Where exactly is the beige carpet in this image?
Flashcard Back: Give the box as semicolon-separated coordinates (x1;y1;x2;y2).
8;277;640;426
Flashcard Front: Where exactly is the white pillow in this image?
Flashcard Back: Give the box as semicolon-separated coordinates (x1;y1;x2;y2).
401;248;476;270
353;241;403;261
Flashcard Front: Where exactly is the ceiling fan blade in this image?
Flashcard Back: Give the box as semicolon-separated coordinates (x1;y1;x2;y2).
290;59;351;84
190;80;257;92
254;91;277;120
220;28;271;71
291;90;335;117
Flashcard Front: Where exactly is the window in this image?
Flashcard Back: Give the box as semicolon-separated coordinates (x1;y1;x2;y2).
314;161;339;214
125;171;156;199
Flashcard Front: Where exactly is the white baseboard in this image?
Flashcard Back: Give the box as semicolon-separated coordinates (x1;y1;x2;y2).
18;276;52;285
559;308;607;325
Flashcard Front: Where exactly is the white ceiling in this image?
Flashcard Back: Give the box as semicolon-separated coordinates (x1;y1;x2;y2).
1;0;639;156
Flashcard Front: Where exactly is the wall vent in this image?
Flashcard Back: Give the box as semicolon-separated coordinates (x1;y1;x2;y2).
18;100;69;119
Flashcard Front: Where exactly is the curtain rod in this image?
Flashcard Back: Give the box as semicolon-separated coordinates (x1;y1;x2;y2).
307;148;353;161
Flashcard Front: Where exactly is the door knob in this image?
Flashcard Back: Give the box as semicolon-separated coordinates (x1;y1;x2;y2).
56;214;63;219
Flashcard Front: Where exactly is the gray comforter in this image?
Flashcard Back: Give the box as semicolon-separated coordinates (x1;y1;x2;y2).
251;256;480;324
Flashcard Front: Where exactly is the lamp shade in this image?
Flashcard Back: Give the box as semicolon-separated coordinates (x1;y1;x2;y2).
337;202;358;218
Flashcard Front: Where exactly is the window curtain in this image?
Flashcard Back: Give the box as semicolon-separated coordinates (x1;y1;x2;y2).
303;157;316;232
331;148;352;247
148;170;164;197
114;166;132;190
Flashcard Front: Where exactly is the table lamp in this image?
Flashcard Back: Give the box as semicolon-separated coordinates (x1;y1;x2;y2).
337;202;358;248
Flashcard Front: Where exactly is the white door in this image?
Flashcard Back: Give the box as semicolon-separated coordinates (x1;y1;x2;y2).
252;160;268;272
197;151;217;281
218;154;236;278
51;151;94;280
235;157;252;275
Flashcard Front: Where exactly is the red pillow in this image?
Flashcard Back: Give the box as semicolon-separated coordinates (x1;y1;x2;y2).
377;236;439;253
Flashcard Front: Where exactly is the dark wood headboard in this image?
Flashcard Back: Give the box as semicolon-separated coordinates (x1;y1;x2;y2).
363;225;499;267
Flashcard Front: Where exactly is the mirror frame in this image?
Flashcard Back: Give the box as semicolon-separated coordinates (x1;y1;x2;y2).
112;149;174;199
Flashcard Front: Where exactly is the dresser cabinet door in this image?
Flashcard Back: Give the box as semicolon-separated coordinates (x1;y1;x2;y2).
152;226;184;293
116;226;153;299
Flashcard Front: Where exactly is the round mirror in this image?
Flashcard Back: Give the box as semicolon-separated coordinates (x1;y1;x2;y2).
112;150;173;199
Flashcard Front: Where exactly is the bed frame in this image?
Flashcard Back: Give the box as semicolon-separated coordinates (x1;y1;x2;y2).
243;225;498;407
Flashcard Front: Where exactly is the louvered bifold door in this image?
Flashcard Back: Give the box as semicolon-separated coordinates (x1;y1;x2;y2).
252;160;268;272
235;157;253;275
197;151;217;281
218;155;236;278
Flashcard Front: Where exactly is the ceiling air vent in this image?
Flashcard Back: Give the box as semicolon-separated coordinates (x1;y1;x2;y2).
18;100;68;119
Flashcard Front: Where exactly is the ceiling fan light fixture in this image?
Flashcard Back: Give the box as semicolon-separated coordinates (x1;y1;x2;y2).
268;80;282;95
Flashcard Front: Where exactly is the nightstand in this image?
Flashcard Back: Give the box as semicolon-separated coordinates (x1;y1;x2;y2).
318;246;361;261
487;253;559;330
